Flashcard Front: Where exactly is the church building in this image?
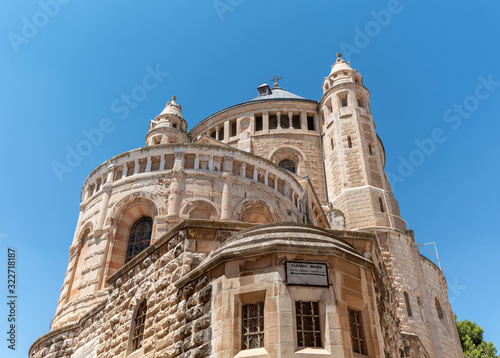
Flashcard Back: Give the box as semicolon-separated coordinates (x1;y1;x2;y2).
30;54;463;358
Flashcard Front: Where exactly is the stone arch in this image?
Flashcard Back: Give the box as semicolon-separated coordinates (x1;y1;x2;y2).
108;191;163;222
268;146;306;175
66;228;92;303
233;198;281;224
106;197;158;280
180;199;219;220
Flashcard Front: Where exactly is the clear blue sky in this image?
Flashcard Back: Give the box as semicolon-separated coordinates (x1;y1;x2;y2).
1;1;499;356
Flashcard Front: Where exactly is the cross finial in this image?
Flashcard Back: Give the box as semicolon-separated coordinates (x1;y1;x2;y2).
337;52;342;58
270;74;282;88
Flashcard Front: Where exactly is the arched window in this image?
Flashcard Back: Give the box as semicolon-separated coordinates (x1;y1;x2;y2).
132;301;147;351
125;217;153;264
279;159;295;173
435;298;444;320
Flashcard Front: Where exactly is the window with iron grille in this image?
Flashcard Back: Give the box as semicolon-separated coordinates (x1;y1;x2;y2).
242;302;264;350
296;301;321;348
279;159;296;173
132;301;147;351
125;217;153;264
348;308;367;355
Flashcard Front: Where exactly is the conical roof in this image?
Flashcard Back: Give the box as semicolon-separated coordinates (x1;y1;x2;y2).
329;52;353;76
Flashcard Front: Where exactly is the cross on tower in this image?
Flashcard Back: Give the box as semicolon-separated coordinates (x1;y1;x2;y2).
270;74;283;87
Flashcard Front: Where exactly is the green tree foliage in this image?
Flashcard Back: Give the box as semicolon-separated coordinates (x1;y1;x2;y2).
455;315;499;358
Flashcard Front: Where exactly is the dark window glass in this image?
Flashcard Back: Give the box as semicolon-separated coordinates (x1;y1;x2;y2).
269;115;278;130
279;160;295;173
348;308;367;355
231;121;237;137
280;114;290;129
242;302;264;350
132;301;147;351
292;115;301;129
255;116;263;131
307;116;315;131
125;217;153;264
296;301;321;347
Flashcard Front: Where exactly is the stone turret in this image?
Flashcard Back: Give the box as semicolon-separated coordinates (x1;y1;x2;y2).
320;53;405;230
146;96;189;145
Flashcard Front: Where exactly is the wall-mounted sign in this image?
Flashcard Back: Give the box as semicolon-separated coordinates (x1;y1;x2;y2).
284;261;329;287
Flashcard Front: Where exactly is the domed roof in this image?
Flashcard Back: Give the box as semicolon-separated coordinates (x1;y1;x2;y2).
157;96;183;119
250;87;304;101
329;52;353;76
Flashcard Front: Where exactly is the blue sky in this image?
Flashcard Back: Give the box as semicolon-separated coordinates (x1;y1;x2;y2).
1;0;499;356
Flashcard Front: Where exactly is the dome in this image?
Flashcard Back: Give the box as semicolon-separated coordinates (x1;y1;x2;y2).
157;95;183;119
251;87;305;101
328;52;353;76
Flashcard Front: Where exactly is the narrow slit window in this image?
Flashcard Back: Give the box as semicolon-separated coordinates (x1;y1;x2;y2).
348;136;352;148
379;198;385;213
348;308;367;355
369;144;373;155
331;138;335;150
404;292;413;318
435;298;444;320
132;301;147;351
242;302;264;350
231;120;237;137
296;301;321;348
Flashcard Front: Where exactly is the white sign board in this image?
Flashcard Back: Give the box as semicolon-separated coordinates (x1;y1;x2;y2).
285;261;329;287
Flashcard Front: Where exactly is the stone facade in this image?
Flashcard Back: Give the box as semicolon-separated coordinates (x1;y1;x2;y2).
31;54;463;357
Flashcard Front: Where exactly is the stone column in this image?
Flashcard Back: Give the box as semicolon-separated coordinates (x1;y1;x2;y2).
288;112;293;129
215;126;220;140
167;172;184;218
72;203;86;245
133;159;140;175
160;155;165;171
220;173;233;220
263;111;269;133
241;162;246;178
223;121;230;141
220;155;234;220
264;170;269;186
96;164;114;232
194;153;200;170
145;156;152;172
277;112;282;129
284;179;291;198
301;111;308;132
121;163;128;179
209;154;214;172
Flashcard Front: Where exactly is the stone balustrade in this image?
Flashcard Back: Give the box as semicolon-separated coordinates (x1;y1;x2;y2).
81;144;306;215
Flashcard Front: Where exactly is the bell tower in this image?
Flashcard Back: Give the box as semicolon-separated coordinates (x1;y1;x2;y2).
321;53;405;230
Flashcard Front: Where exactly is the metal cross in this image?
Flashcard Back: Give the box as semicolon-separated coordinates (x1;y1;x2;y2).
270;74;283;86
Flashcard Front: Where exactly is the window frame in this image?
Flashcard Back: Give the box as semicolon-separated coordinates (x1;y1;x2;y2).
347;307;367;355
295;300;322;348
